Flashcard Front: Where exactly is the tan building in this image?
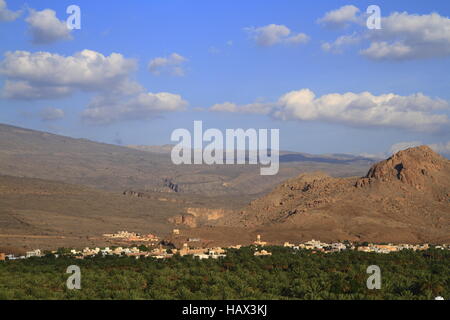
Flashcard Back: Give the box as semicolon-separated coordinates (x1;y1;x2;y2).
0;253;5;261
254;250;272;256
178;243;207;256
254;234;267;246
283;242;294;248
373;245;398;252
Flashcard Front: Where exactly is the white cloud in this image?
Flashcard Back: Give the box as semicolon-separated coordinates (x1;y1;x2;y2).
321;32;361;53
82;91;187;124
389;141;422;154
429;141;450;155
25;9;72;44
0;49;189;123
0;0;21;22
2;80;72;100
357;152;386;160
148;53;188;76
361;41;412;60
317;5;361;29
0;50;137;99
39;107;65;121
362;12;450;60
321;10;450;60
245;24;310;47
210;89;450;132
285;33;310;45
276;90;449;132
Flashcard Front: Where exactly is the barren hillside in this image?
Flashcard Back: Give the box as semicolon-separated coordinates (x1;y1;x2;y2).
219;146;450;243
0;174;252;251
0;123;372;196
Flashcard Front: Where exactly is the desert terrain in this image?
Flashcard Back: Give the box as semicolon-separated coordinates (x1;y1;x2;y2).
0;123;448;252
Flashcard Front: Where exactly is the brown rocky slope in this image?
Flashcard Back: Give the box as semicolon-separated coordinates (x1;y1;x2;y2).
221;146;450;243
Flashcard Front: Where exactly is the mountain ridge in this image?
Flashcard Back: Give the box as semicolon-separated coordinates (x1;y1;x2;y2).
0;122;373;196
218;146;450;243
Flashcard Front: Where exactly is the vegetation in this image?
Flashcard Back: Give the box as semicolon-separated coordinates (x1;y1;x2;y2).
0;246;448;300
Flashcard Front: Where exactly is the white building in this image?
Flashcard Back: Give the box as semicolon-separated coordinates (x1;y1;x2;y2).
26;249;42;258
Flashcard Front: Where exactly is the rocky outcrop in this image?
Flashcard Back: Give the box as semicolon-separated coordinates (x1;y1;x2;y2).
168;214;197;228
123;190;145;197
185;208;231;220
163;178;179;192
169;208;234;228
356;146;447;190
221;146;450;243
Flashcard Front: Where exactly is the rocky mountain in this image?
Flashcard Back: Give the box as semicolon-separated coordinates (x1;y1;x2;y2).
221;146;450;243
1;122;448;247
0;123;373;196
0;122;379;250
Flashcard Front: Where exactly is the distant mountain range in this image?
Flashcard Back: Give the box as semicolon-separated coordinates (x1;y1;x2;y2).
128;144;380;164
0;123;373;196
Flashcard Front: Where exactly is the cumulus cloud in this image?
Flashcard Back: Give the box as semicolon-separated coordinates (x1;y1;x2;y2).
82;91;187;124
362;12;450;60
317;5;361;29
321;9;450;60
0;50;137;99
245;24;309;47
0;0;21;22
276;90;449;132
321;32;361;53
2;80;72;100
25;9;72;44
148;53;188;76
0;49;189;123
210;89;450;132
39;107;65;121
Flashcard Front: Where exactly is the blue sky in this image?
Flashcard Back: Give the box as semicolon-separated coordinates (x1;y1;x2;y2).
1;0;450;156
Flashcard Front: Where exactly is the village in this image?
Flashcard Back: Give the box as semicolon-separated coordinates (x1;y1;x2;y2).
1;231;449;262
